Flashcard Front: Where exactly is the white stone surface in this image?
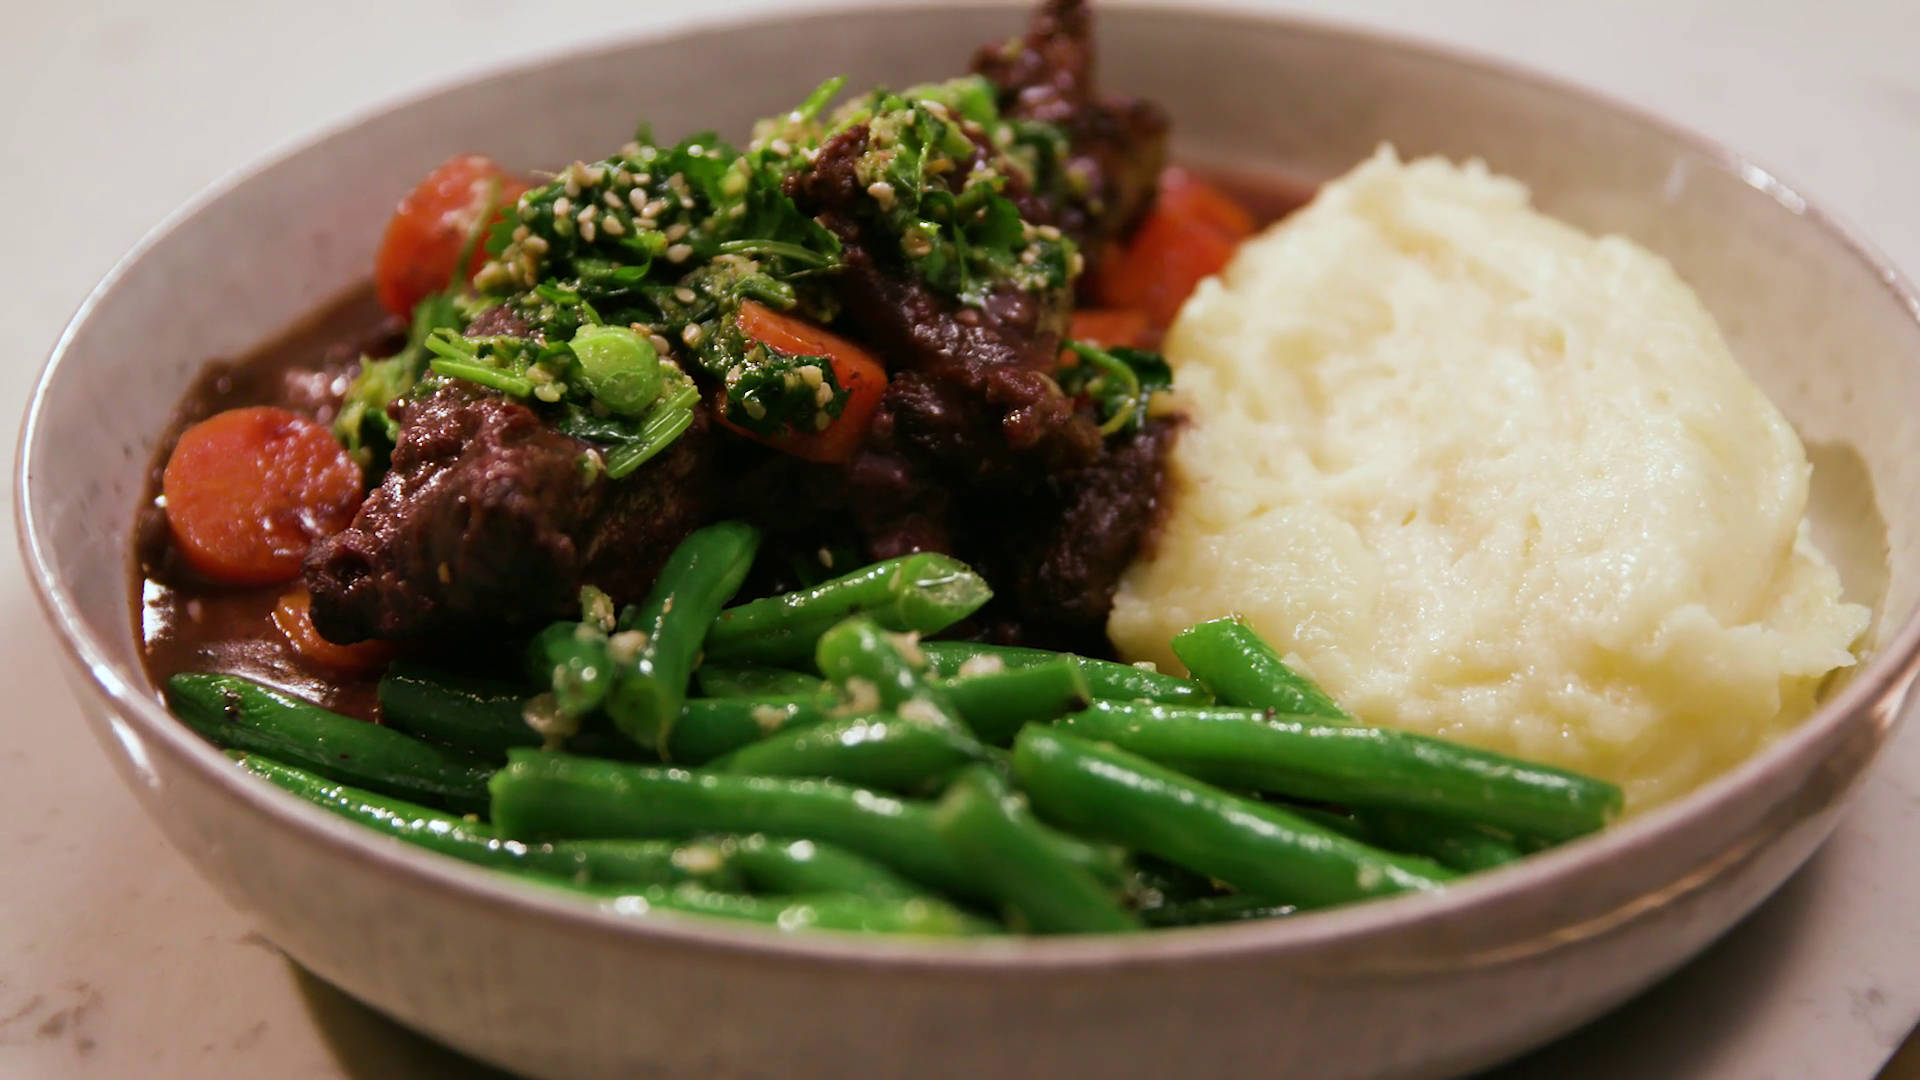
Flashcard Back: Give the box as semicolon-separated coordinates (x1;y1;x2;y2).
0;0;1914;1076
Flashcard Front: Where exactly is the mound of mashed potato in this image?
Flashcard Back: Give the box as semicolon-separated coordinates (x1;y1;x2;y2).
1109;147;1869;810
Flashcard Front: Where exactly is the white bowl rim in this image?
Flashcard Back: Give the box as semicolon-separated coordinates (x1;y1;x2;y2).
18;0;1920;972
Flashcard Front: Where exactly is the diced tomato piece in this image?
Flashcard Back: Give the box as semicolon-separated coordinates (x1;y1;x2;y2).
1096;167;1257;329
373;154;528;318
720;302;888;464
162;407;365;586
273;587;395;672
1068;308;1152;349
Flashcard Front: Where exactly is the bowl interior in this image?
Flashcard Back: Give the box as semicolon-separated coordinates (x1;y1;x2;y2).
21;0;1920;940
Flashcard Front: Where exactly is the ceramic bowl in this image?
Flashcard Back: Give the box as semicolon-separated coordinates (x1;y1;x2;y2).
19;3;1920;1077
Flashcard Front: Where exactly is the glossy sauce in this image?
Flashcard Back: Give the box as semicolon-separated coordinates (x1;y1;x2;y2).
134;288;399;719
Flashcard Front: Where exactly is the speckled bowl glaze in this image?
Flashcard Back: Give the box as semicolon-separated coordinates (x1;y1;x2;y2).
19;4;1920;1077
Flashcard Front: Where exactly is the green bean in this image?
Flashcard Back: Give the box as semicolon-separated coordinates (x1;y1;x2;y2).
940;658;1090;745
1351;809;1526;873
227;751;737;888
723;835;932;901
1012;727;1454;909
583;882;993;936
1059;701;1622;843
698;658;1091;741
705;553;992;665
168;673;494;813
1124;857;1220;909
529;620;614;720
605;522;761;751
376;662;635;760
378;661;534;753
1169;617;1349;719
490;749;980;898
934;766;1138;934
666;695;839;766
694;663;830;699
490;750;1118;901
919;641;1210;705
1139;894;1298;928
710;713;988;796
815;616;966;730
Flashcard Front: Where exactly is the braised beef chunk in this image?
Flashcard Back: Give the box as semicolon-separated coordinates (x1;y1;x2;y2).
305;384;708;642
786;125;1101;485
1004;418;1178;647
973;0;1169;282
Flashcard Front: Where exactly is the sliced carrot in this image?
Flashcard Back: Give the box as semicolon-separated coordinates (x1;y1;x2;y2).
162;407;365;586
1068;308;1152;349
721;301;889;464
373;154;528;318
274;587;396;672
1096;168;1257;330
1155;166;1257;242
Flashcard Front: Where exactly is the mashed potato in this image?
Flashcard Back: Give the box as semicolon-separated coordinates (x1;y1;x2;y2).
1109;147;1869;810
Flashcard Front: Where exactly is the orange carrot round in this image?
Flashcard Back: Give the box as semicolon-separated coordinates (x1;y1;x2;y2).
724;301;888;464
373;154;528;318
162;406;364;586
273;587;395;671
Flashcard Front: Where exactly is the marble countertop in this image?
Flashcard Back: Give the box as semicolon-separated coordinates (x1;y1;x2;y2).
2;1;1917;1075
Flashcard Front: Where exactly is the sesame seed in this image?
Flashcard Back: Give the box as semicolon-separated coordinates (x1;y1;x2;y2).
533;383;564;403
632;172;650;185
607;630;649;664
614;169;632;187
603;191;623;209
866;180;896;209
523;235;549;255
602;216;625;236
841;677;880;714
1036;224;1062;241
1070;251;1085;275
512;224;530;242
813;383;832;406
649;334;672;355
579;220;597;243
770;138;792;156
564;177;581;198
665;222;689;241
798;364;824;387
586;165;606;185
667;243;693;263
636;219;657;232
897;696;944;726
957;654;1006;677
577;205;598;223
817;547;834;568
628;189;649;212
673;286;697;304
751;705;789;733
813;411;832;431
643;198;670;219
553;195;572;217
681;323;704;346
743;399;767;420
